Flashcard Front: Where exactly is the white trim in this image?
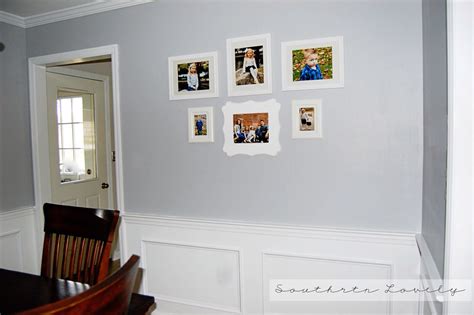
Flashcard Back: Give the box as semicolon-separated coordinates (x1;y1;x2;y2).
0;11;26;28
28;44;125;267
444;0;473;314
140;239;243;313
415;234;444;304
0;207;36;221
0;1;153;28
123;213;417;246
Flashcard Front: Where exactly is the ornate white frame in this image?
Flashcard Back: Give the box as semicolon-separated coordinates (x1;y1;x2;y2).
281;36;344;91
226;33;272;96
222;99;281;156
188;106;214;143
168;51;219;100
292;99;323;139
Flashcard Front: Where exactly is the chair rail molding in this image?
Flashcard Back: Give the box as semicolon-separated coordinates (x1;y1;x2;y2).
123;212;421;315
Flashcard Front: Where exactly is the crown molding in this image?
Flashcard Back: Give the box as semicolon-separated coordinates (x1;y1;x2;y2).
0;1;154;29
0;11;26;28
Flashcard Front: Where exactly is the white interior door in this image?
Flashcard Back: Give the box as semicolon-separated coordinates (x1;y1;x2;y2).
46;72;109;208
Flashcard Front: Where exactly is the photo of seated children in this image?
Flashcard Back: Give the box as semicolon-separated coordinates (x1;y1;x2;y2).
292;47;333;82
233;113;269;144
194;114;207;136
177;61;210;92
234;46;264;85
299;107;315;131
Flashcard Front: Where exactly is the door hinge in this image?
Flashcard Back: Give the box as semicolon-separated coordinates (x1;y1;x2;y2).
112;151;116;162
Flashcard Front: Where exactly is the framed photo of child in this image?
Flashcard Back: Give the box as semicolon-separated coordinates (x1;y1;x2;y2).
188;107;214;143
226;34;272;96
168;52;218;100
222;99;281;156
281;36;344;91
292;99;323;139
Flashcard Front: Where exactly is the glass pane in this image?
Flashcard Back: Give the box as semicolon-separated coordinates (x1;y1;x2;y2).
60;98;72;123
57;125;62;148
72;97;83;123
74;149;85;173
58;93;97;184
56;100;61;123
61;124;73;148
73;123;84;148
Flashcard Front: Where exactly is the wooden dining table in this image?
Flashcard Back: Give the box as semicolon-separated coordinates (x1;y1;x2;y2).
0;268;155;314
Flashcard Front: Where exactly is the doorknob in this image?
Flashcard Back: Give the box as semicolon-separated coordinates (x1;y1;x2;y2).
101;183;109;189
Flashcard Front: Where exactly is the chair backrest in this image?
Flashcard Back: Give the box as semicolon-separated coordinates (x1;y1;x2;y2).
18;255;140;315
41;203;120;285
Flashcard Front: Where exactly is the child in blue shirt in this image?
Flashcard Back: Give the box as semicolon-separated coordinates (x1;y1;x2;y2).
299;53;323;81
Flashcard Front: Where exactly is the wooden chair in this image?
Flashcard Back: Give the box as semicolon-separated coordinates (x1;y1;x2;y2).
18;255;140;315
41;203;120;285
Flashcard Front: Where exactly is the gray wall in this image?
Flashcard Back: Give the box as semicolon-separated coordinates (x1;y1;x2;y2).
0;22;34;211
421;0;448;277
23;0;423;231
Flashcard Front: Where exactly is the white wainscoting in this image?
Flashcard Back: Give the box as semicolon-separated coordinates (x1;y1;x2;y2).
123;213;421;314
0;207;39;274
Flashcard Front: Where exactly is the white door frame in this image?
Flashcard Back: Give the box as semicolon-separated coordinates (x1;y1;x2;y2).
444;0;472;314
28;45;126;272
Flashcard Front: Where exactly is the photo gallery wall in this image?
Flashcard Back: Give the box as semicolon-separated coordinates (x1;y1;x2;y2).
168;34;344;156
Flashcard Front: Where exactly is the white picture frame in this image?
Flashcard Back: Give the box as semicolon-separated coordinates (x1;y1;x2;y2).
226;33;272;96
281;36;344;91
292;99;323;139
168;51;219;100
188;107;214;143
222;99;281;156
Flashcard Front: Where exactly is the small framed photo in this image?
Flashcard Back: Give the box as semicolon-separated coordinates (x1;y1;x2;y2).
188;107;214;143
168;52;218;100
282;36;344;91
292;99;323;139
226;33;272;96
222;99;281;156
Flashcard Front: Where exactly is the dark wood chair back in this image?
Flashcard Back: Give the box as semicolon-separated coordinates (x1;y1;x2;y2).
18;255;140;315
41;203;120;285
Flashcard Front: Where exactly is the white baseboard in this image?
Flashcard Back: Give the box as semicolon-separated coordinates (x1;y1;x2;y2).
123;213;421;314
0;207;39;274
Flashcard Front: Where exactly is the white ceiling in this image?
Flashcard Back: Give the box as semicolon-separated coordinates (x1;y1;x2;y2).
0;0;102;17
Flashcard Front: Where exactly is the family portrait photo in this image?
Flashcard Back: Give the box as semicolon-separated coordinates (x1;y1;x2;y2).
168;52;218;100
227;34;272;96
292;99;322;139
234;45;264;85
233;113;269;144
188;107;214;143
282;36;344;91
177;61;210;92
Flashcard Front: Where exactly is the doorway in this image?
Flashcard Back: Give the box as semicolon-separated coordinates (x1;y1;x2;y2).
28;45;124;270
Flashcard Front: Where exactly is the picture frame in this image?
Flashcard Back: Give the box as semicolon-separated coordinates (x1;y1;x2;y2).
226;33;272;96
222;99;281;156
292;99;323;139
281;36;344;91
188;107;214;143
168;51;219;100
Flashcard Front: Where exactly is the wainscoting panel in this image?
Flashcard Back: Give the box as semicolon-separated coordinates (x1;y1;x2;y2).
123;214;421;314
0;207;39;274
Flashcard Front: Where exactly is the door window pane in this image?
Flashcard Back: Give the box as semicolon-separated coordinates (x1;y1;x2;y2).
56;93;97;183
